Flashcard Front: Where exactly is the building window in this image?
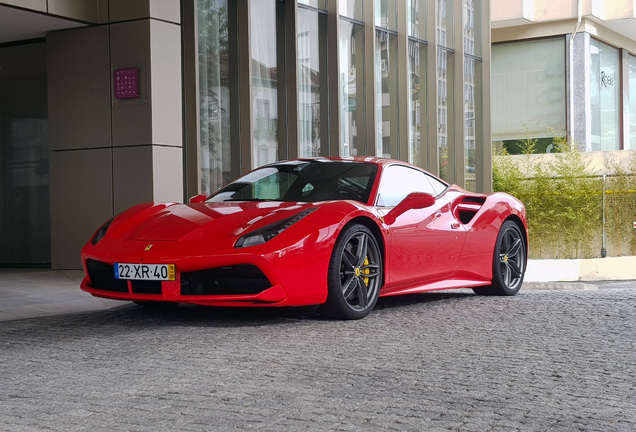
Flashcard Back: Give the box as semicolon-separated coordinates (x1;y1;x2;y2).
374;1;399;158
339;0;364;22
591;38;621;151
491;38;566;153
437;0;453;49
193;0;486;193
298;0;326;9
374;0;400;159
408;0;426;40
437;47;454;182
375;0;397;31
375;29;399;158
437;0;454;182
464;56;480;191
408;1;429;167
251;0;279;167
198;0;233;194
297;5;328;157
463;0;479;57
630;54;636;150
463;0;481;192
408;39;427;167
339;19;366;157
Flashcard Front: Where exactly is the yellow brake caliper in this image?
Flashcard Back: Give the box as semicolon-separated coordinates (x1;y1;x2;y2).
362;257;370;286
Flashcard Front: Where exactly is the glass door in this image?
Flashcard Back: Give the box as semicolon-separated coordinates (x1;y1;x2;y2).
0;42;50;266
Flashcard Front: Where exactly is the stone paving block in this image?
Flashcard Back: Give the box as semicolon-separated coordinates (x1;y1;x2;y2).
1;286;636;431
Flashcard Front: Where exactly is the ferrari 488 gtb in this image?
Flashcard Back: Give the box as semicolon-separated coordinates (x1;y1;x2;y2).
81;157;528;319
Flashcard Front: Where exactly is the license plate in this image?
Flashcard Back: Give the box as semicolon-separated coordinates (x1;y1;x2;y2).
114;263;176;281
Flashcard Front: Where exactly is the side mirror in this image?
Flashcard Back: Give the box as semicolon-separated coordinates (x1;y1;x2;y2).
189;193;208;204
384;192;436;225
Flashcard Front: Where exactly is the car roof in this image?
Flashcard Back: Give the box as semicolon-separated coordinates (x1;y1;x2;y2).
294;156;417;169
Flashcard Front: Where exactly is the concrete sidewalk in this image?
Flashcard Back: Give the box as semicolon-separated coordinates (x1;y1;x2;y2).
0;269;122;322
1;256;634;322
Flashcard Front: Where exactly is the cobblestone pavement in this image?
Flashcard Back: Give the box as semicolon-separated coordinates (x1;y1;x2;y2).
1;284;635;431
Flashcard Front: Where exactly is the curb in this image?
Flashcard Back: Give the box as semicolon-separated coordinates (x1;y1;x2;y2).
525;256;636;282
522;281;598;291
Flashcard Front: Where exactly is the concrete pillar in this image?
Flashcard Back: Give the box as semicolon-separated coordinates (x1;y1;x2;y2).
48;0;183;269
570;32;590;151
48;26;114;270
109;17;183;213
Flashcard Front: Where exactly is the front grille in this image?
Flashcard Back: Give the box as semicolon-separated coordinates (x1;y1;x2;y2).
131;280;163;295
181;265;272;296
86;259;128;293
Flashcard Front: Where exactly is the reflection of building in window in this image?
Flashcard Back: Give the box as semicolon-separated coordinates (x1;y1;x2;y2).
198;0;232;193
590;39;620;151
339;19;366;157
251;58;278;166
408;38;424;166
375;27;398;158
251;0;278;168
437;47;451;181
297;7;326;158
463;0;480;191
437;0;450;47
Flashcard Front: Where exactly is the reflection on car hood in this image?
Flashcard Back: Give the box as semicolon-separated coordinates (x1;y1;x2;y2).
114;201;315;242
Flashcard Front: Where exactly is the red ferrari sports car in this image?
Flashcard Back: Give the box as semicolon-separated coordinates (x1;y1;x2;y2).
81;157;527;319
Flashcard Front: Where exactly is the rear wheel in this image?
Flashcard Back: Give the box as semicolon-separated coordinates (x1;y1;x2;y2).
473;220;526;296
319;224;383;320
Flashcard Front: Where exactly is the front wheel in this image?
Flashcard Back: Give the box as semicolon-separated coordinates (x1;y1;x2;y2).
473;220;526;296
318;224;383;320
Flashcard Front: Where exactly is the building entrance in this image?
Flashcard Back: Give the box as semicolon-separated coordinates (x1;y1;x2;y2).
0;42;50;266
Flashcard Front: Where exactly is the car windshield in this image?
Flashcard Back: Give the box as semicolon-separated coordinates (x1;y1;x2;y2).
208;160;378;203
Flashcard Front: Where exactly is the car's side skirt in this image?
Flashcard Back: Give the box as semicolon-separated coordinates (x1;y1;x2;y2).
379;278;491;297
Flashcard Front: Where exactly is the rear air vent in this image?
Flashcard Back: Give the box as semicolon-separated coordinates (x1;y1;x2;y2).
454;196;486;224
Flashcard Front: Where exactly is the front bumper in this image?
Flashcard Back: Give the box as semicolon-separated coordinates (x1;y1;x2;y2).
81;259;293;306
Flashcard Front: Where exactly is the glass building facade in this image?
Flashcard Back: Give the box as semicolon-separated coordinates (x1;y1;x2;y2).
188;0;491;196
0;0;490;267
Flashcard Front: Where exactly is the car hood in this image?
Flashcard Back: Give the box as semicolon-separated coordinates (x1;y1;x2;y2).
107;201;320;242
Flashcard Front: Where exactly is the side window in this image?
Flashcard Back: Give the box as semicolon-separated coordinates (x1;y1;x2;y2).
376;165;437;207
426;173;449;196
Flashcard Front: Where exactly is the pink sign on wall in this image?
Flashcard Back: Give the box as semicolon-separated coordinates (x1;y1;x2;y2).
114;67;140;99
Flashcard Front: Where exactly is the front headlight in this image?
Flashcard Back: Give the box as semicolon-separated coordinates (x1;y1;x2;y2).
235;208;317;248
90;217;114;245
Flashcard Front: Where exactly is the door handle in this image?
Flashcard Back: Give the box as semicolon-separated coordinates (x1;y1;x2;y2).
451;222;461;229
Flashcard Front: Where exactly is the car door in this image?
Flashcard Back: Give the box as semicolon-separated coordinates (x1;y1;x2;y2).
376;165;467;289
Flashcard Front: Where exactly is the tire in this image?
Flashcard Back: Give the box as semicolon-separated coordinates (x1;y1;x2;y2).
318;224;383;320
473;220;526;296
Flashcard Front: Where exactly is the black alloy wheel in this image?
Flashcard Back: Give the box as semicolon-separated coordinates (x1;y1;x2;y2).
473;220;526;296
319;223;383;319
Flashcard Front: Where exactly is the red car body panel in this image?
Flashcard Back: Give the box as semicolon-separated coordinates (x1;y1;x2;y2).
80;157;527;307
